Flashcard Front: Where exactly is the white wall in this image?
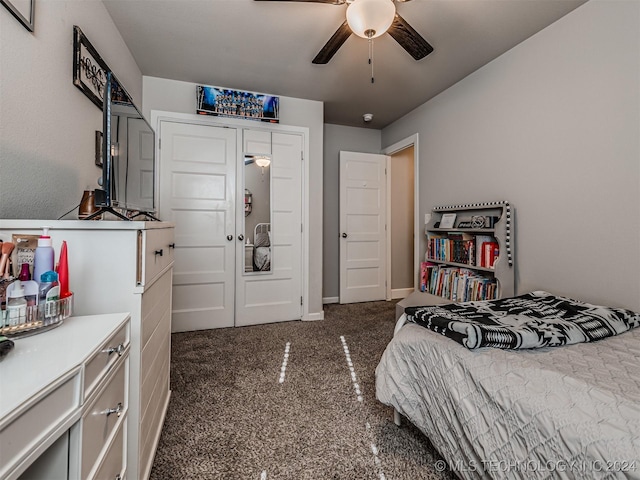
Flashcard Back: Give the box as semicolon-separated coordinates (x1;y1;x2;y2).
0;0;142;219
382;0;640;311
143;76;325;316
323;124;381;301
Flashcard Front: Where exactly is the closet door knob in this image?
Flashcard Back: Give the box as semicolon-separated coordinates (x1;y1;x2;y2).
342;233;348;238
238;234;244;241
168;243;176;249
154;249;163;257
227;235;233;241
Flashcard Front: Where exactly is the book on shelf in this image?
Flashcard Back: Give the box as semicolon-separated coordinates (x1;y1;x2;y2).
426;232;476;266
474;235;495;266
420;261;430;292
424;264;498;302
480;241;499;268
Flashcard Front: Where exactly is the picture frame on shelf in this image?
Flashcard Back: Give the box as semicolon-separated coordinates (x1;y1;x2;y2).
1;0;35;32
439;213;457;229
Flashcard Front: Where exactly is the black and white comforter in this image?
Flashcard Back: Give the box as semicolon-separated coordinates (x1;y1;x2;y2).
405;291;640;349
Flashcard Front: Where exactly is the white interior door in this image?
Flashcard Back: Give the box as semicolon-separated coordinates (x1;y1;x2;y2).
159;121;237;332
339;151;388;304
235;132;303;326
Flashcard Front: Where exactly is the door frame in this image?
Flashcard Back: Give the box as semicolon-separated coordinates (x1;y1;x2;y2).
382;133;420;300
150;110;312;320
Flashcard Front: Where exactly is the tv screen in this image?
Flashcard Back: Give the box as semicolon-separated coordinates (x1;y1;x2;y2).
98;72;156;216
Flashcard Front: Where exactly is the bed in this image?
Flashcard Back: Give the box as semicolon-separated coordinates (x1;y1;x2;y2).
375;292;640;479
252;222;271;271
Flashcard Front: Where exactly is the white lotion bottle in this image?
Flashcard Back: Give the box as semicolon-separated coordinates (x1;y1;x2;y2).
33;227;54;284
6;280;27;326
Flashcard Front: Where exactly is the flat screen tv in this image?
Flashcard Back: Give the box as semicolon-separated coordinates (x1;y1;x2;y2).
92;71;158;220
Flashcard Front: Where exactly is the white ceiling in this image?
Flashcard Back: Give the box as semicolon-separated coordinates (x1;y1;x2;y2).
103;0;587;129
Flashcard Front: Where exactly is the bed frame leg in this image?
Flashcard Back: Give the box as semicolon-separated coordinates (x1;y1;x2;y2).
393;409;402;427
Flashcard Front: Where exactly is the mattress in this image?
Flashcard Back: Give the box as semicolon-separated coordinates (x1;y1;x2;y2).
375;316;640;479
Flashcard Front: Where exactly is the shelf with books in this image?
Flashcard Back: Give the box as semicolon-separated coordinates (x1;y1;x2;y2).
422;201;514;301
420;262;498;302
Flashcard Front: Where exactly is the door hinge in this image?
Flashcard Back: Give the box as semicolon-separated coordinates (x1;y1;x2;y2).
300;296;303;305
301;223;303;233
158;138;161;149
301;151;304;161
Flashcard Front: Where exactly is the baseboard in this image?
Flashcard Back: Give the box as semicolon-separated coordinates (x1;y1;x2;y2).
302;311;325;321
322;296;339;304
391;288;414;300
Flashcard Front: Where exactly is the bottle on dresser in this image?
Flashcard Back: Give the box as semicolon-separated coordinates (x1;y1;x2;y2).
33;227;54;284
6;280;27;327
38;271;59;326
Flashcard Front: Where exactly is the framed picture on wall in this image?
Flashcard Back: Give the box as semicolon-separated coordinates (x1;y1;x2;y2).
1;0;35;32
73;25;110;109
95;131;103;167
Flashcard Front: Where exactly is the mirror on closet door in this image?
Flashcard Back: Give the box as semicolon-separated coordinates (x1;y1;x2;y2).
243;154;272;274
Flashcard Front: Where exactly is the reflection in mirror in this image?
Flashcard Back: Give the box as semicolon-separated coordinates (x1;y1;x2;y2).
244;154;271;273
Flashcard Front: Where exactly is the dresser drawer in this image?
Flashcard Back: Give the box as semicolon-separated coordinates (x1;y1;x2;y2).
0;372;80;479
140;228;175;286
141;269;172;351
81;358;128;479
84;320;130;400
90;421;126;480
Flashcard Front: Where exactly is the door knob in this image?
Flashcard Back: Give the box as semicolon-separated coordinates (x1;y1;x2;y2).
342;233;348;238
227;235;233;241
238;234;244;241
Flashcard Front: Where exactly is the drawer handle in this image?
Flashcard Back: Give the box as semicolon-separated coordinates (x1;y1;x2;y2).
102;343;125;357
169;243;176;249
103;402;123;417
155;249;164;257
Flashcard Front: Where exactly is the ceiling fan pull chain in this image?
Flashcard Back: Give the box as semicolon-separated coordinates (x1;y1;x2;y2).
369;37;374;84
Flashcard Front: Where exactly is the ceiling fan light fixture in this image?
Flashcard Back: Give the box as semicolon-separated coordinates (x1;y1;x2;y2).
255;156;271;168
346;0;396;39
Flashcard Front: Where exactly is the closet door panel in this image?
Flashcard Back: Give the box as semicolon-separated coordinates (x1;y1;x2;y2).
235;132;303;326
159;121;237;332
243;129;271;154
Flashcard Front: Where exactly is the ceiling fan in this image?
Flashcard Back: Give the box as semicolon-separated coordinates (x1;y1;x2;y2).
255;0;434;64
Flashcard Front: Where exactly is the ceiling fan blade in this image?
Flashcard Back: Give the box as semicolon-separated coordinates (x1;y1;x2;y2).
254;0;345;4
312;21;352;64
387;13;433;61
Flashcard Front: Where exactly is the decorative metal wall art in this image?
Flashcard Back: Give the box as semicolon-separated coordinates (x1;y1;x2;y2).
1;0;35;32
73;25;110;109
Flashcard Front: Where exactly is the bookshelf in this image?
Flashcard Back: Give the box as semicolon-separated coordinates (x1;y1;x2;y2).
421;201;515;302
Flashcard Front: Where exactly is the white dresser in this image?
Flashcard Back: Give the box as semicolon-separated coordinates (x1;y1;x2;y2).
0;313;130;480
0;220;174;480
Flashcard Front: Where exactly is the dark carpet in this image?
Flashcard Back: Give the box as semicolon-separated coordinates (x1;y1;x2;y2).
150;301;454;480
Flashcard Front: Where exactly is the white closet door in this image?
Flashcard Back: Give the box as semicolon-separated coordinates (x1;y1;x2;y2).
159;121;237;332
235;132;303;326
